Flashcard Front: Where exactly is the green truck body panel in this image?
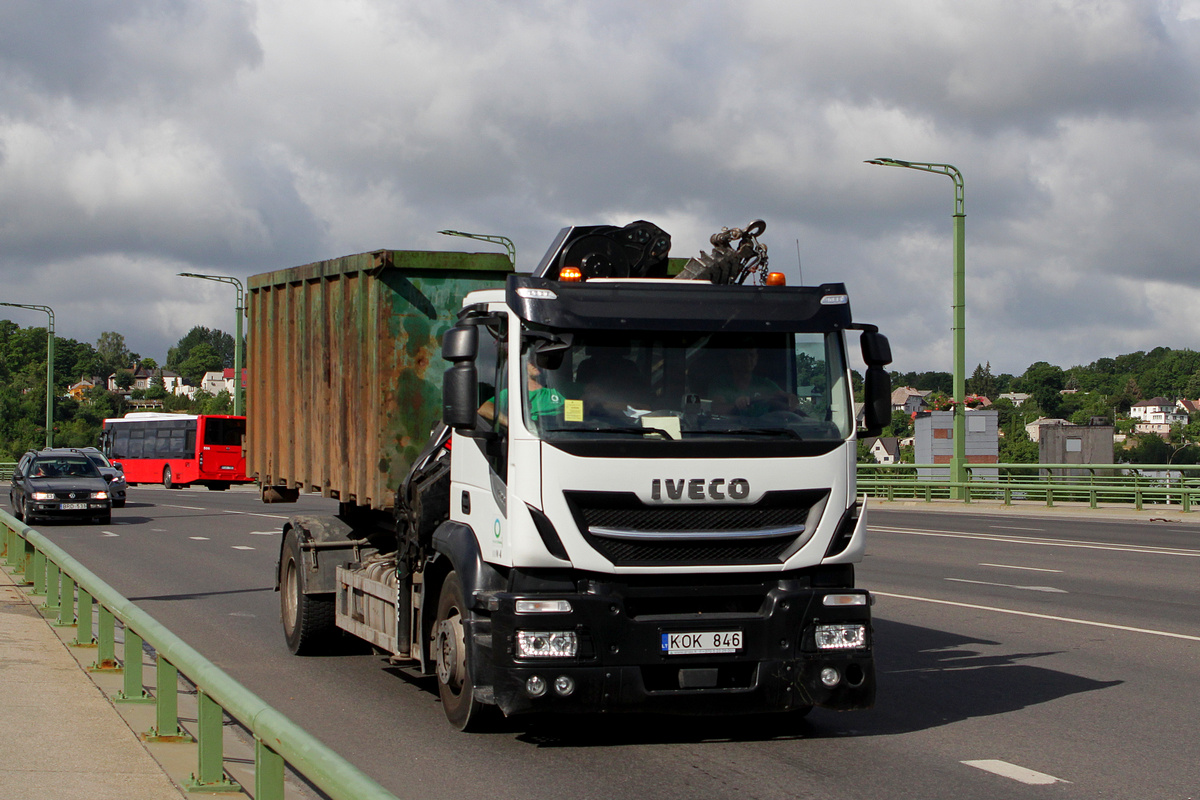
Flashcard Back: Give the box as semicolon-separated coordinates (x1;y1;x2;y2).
246;249;511;510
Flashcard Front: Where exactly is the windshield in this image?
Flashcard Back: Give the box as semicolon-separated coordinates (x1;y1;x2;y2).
30;456;101;479
522;330;852;442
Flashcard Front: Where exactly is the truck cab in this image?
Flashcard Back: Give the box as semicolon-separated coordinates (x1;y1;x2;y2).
428;224;892;727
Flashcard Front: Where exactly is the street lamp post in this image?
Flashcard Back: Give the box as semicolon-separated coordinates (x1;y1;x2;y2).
865;157;967;496
0;302;55;448
178;273;245;416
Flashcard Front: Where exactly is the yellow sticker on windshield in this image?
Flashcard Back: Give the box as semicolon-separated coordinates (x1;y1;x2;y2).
564;399;583;422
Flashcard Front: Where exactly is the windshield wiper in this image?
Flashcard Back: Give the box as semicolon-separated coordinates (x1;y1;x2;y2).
568;426;675;440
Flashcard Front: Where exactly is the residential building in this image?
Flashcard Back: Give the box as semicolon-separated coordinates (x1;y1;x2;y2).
998;392;1029;406
1026;417;1070;443
862;436;900;464
891;386;930;415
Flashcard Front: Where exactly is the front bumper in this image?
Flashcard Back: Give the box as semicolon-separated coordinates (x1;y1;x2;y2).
474;571;875;717
28;500;110;520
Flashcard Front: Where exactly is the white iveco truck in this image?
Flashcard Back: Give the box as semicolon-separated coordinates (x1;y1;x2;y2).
250;220;893;730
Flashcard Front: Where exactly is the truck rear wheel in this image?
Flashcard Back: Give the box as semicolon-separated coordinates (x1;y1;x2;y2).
434;571;494;731
280;529;336;655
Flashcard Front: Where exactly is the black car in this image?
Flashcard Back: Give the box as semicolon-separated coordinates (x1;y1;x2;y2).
9;448;113;525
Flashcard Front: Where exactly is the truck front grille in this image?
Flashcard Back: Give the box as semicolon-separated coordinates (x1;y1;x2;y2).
563;489;827;566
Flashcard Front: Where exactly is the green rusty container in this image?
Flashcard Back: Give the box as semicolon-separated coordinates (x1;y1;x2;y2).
247;249;511;510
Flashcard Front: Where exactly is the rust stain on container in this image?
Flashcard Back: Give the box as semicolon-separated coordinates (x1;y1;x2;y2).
247;249;510;510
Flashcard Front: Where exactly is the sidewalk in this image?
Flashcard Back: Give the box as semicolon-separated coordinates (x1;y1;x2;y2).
0;565;185;800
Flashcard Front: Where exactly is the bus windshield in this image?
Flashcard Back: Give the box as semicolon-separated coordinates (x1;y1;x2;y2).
522;330;853;443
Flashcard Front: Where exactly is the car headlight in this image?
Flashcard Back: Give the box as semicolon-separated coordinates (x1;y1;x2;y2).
814;624;866;650
32;492;55;501
515;631;578;658
91;491;109;500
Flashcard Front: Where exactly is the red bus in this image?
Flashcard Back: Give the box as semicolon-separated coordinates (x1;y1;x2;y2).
100;413;252;490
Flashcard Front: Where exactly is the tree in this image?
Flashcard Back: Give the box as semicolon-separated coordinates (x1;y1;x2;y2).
168;327;235;372
968;362;998;399
96;331;133;377
179;343;224;384
1017;361;1065;418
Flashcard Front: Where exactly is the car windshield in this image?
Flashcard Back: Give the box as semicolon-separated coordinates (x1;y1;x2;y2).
30;457;101;479
522;330;852;442
86;453;110;469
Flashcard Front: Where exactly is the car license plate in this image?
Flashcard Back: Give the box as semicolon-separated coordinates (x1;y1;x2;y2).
60;502;87;510
661;630;742;655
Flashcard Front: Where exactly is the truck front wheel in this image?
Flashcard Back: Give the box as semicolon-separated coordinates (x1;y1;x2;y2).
434;571;493;731
280;529;336;655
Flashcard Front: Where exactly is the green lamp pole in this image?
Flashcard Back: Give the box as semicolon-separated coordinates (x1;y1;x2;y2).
178;273;245;416
1;302;55;448
865;157;967;496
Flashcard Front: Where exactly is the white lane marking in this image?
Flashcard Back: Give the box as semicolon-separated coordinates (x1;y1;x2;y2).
875;591;1200;642
189;536;210;541
989;525;1045;532
161;504;206;510
249;531;279;536
961;759;1068;785
872;526;1200;558
222;510;290;520
946;578;1067;594
151;529;167;532
102;531;119;537
232;545;255;550
229;612;256;618
979;563;1062;573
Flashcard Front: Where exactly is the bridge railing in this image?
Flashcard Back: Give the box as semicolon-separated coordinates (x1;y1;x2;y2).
1;508;403;800
1;462;14;481
857;462;1200;511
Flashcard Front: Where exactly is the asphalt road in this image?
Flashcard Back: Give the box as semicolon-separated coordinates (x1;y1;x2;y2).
26;488;1200;800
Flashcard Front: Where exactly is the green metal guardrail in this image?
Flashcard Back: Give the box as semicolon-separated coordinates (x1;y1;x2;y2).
0;462;14;481
0;508;403;800
857;462;1200;512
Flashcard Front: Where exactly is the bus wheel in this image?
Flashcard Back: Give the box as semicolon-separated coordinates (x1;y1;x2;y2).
280;528;336;655
163;466;175;489
434;571;496;731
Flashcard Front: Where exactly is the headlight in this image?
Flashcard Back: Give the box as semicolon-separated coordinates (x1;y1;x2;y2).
32;492;55;501
91;491;109;500
814;624;866;650
516;631;578;658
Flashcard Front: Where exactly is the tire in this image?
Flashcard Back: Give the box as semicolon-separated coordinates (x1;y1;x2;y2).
11;494;23;521
163;466;175;489
280;528;337;655
434;571;495;731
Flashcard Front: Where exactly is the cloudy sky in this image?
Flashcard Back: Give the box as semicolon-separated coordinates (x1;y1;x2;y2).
3;0;1200;378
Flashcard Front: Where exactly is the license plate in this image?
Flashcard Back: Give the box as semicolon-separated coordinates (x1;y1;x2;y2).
60;502;87;510
661;630;742;655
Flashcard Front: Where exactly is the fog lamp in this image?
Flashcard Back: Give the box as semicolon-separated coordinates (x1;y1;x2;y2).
815;623;866;650
821;667;841;687
526;676;547;697
516;631;578;658
553;675;575;696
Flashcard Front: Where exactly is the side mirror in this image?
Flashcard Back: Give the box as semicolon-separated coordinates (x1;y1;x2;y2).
860;331;892;368
861;366;892;436
442;325;478;362
442;362;479;430
112;461;124;471
442;324;480;431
